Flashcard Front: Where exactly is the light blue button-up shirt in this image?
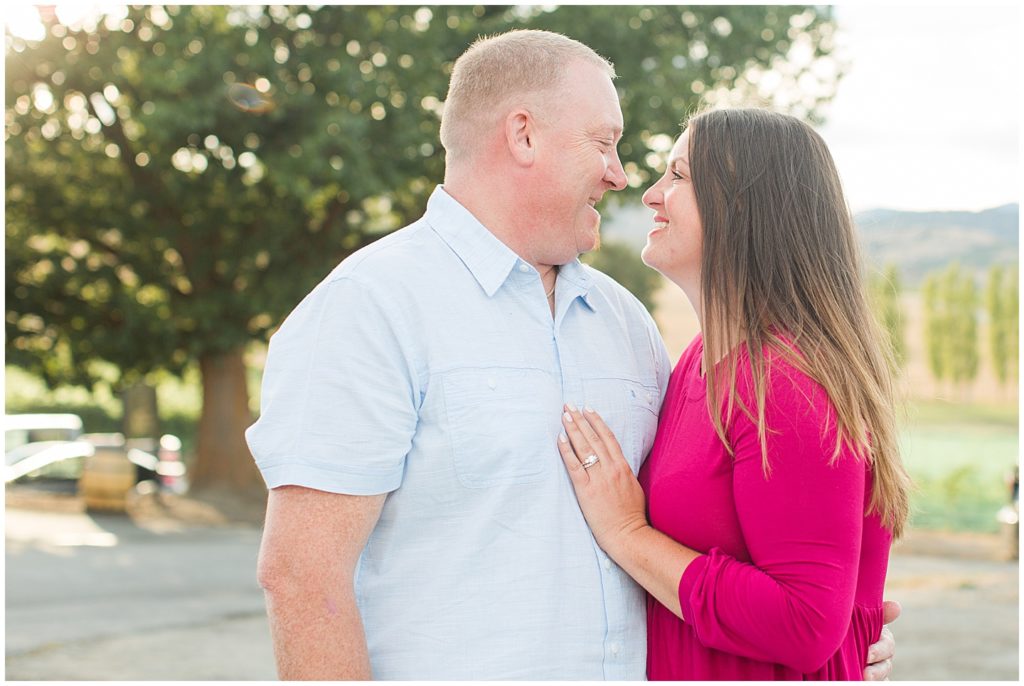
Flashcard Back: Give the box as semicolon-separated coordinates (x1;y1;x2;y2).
247;186;671;679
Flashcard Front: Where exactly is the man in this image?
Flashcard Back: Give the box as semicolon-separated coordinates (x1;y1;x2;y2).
247;29;897;680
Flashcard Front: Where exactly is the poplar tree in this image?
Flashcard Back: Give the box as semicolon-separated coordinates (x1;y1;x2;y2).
952;270;980;387
986;265;1009;386
869;264;905;371
1006;266;1019;383
922;273;948;383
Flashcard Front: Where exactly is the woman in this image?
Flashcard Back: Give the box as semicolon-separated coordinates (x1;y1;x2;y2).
557;108;911;680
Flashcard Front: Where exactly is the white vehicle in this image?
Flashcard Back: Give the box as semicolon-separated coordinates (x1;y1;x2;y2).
4;414;186;491
4;414;93;483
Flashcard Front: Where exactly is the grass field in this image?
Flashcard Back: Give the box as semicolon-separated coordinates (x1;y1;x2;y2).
899;399;1018;532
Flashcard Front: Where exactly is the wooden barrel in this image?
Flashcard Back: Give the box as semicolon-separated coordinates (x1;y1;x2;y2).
80;445;135;512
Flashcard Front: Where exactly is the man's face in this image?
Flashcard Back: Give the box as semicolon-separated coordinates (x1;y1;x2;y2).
531;61;627;264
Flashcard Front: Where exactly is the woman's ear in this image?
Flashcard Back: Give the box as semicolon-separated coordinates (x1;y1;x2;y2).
505;108;536;167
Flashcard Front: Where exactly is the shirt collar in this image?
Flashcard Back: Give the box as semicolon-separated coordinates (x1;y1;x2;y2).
424;186;519;297
424;185;595;309
555;257;596;311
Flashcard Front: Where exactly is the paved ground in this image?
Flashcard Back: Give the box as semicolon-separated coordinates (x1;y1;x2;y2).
885;535;1019;680
4;491;1019;681
5;504;276;680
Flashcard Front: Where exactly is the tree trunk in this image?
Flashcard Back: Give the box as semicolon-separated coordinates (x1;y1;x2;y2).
121;381;160;439
190;348;264;497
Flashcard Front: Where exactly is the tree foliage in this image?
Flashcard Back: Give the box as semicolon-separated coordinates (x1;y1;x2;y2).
6;5;840;492
1006;266;1019;384
986;265;1009;386
986;264;1019;387
947;267;979;386
923;263;980;391
922;273;947;382
868;263;905;371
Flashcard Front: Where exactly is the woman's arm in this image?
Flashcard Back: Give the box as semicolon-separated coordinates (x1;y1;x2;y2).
559;378;873;674
675;376;868;672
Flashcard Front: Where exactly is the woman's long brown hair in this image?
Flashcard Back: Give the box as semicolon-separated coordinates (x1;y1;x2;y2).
689;108;911;538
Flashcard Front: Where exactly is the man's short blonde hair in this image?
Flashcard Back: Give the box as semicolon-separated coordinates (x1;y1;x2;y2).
439;29;616;162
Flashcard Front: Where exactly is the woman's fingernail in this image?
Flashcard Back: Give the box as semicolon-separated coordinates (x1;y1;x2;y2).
584;405;594;413
566;403;577;412
563;412;573;423
559;433;568;443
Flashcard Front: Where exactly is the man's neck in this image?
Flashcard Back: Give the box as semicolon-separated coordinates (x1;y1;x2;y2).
443;173;542;270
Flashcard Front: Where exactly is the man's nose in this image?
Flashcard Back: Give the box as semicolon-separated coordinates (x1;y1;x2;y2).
606;152;628;192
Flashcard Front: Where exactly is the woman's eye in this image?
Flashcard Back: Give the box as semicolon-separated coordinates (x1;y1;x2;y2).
671;170;684;181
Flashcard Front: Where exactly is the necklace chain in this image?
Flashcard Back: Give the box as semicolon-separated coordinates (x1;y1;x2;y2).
543;267;558;300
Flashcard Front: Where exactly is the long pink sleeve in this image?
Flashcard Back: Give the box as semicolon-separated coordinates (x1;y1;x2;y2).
676;361;869;674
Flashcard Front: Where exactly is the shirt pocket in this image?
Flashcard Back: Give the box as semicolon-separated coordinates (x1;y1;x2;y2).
580;376;661;473
442;366;558;488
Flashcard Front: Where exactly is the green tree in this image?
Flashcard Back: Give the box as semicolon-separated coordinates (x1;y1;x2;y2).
986;265;1009;386
922;273;948;383
924;264;982;391
953;271;980;387
6;5;840;495
939;264;979;391
1005;266;1019;384
869;263;905;371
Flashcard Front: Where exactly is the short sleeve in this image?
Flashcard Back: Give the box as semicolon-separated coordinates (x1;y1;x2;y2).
245;276;420;495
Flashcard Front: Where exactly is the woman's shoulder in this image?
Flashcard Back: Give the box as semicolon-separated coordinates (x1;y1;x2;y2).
726;336;849;462
733;335;831;414
679;333;704;365
672;334;706;382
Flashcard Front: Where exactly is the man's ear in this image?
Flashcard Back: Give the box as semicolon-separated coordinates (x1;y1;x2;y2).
505;109;536;167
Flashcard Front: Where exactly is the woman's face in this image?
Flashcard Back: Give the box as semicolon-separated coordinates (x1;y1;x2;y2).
640;130;703;288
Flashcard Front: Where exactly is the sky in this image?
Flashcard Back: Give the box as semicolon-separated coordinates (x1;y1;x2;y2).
818;4;1021;212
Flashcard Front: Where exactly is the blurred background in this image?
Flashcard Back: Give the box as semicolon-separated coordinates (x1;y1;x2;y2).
5;4;1019;681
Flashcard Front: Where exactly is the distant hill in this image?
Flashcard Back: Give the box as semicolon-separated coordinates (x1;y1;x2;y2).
600;202;1019;287
853;204;1018;285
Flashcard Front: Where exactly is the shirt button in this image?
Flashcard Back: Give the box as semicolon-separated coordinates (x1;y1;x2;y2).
487;378;496;390
602;558;612;571
610;642;621;655
518;264;530;273
647;392;655;404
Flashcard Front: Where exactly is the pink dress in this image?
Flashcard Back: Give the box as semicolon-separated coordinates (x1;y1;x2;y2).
638;335;892;680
